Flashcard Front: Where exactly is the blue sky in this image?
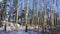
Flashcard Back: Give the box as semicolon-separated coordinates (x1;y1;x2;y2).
0;0;60;16
0;0;3;2
0;0;60;19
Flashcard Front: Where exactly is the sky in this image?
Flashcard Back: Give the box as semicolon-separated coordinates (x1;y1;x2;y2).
0;0;60;18
0;0;60;11
0;0;3;2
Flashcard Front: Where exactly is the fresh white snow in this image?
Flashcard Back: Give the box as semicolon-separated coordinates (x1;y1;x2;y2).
0;21;42;34
0;30;42;34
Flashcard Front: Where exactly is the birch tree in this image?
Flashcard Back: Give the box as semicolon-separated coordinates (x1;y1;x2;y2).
43;0;47;33
50;0;54;28
55;0;58;25
32;0;34;26
39;0;43;32
25;0;29;32
3;0;7;31
15;0;20;29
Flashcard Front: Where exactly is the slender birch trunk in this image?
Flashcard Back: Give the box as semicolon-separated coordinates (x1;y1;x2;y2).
50;0;54;28
32;0;34;26
16;0;21;24
56;0;58;25
34;0;38;25
16;7;18;24
15;0;19;30
16;1;18;24
20;0;22;23
39;0;43;32
25;0;29;32
36;0;39;33
4;0;7;32
43;0;47;33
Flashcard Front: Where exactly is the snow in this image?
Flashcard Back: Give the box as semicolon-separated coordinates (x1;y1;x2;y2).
0;21;42;34
0;30;42;34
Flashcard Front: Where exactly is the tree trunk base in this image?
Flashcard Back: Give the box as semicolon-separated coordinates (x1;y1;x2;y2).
25;25;28;32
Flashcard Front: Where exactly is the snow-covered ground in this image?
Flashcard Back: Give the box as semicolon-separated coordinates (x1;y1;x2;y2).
0;21;42;34
0;30;42;34
0;21;42;32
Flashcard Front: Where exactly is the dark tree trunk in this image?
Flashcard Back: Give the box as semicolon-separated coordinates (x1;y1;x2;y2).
5;23;6;32
25;25;28;32
1;14;2;20
21;17;22;23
